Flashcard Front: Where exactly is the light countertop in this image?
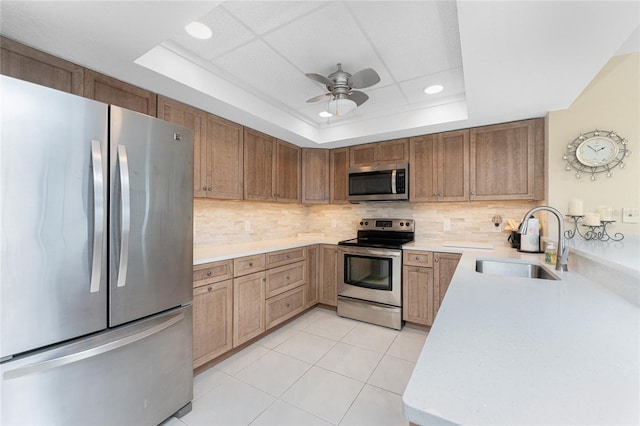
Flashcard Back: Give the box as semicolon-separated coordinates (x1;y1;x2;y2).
402;244;639;425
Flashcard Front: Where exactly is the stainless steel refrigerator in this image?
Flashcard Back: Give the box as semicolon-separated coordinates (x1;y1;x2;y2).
0;75;194;425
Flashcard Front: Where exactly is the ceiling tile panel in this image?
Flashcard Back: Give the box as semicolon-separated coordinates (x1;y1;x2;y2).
211;39;318;109
170;6;255;60
262;2;394;87
222;1;326;35
348;1;462;82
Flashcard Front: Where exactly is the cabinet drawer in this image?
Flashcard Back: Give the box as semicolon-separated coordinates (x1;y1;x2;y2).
234;254;266;277
266;247;306;269
266;286;306;330
404;250;433;267
266;261;306;298
193;260;233;287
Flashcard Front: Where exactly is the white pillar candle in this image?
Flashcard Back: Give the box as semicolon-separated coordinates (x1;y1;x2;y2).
568;198;584;216
584;212;601;226
597;206;613;221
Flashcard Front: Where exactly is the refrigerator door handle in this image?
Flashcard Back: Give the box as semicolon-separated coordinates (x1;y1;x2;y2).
3;312;185;381
90;139;104;293
116;144;131;288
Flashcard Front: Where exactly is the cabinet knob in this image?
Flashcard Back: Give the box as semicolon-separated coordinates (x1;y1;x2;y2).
438;193;443;197
208;187;212;191
286;303;290;308
286;254;290;259
249;262;253;267
202;186;207;191
207;271;212;276
286;276;290;280
415;256;420;261
207;286;212;292
435;258;440;263
470;191;475;196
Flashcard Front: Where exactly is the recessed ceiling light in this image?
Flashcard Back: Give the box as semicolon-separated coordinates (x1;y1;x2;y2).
185;22;212;40
424;84;444;95
319;111;332;118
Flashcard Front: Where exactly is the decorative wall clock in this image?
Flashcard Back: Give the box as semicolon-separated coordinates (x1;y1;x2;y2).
563;130;631;180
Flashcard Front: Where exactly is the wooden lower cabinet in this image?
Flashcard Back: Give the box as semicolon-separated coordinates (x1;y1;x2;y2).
402;251;461;326
266;261;306;298
403;266;434;325
434;253;461;314
305;245;319;308
266;286;306;330
193;279;233;368
233;271;266;347
319;245;338;306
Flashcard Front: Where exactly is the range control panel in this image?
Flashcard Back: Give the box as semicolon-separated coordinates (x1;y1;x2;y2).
357;218;414;232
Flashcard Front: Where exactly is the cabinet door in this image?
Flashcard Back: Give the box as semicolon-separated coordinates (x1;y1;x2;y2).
349;143;378;167
157;96;207;198
438;130;469;201
204;115;244;200
193;280;233;368
433;253;461;315
319;245;338;306
275;140;301;202
305;245;319;308
409;135;438;202
302;149;329;204
84;69;156;116
233;271;266;347
470;120;538;200
402;266;434;326
244;129;275;201
330;148;350;204
377;138;409;163
1;36;84;95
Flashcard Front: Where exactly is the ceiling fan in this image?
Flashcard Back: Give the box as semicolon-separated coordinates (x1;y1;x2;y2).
305;63;380;116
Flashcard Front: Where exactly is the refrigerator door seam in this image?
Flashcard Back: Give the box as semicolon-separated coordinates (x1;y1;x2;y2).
3;312;184;380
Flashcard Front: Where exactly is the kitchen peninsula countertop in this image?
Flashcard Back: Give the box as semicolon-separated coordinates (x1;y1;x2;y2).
402;242;639;425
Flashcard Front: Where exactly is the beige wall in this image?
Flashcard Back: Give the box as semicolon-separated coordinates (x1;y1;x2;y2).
194;199;539;248
548;52;640;235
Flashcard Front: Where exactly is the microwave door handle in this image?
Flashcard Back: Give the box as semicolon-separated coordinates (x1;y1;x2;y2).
116;145;131;288
391;169;397;194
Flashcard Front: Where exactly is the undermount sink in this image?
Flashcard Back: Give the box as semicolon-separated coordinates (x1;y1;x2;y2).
475;259;560;280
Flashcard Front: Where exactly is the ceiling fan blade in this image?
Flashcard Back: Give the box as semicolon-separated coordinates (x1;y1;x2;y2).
349;68;380;89
348;91;369;106
306;93;332;103
305;73;334;87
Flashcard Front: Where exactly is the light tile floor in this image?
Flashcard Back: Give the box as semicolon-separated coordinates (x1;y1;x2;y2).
166;307;428;426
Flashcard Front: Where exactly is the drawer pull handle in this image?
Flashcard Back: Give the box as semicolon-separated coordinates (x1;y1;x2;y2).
207;271;212;276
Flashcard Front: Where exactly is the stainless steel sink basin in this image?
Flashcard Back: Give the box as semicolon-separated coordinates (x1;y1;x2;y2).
475;259;560;280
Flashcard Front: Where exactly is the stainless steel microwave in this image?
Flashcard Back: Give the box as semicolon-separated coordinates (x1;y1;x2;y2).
348;163;409;202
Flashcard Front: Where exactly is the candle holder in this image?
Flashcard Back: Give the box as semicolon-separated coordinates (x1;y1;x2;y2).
565;215;624;241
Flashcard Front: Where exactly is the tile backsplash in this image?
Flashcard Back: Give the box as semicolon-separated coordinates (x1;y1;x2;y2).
194;199;542;248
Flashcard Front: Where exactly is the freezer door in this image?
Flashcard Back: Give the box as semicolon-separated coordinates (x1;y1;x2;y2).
109;106;193;326
0;76;108;359
1;305;193;425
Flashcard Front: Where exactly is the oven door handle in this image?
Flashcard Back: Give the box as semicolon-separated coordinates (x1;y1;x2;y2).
364;250;401;257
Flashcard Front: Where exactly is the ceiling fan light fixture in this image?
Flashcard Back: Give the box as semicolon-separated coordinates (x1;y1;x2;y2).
424;84;444;95
327;98;357;116
319;111;332;118
185;21;212;40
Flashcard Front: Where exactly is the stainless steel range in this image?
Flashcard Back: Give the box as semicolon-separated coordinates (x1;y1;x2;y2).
337;219;415;330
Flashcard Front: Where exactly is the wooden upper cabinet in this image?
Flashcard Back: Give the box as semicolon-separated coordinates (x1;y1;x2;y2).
203;115;244;200
410;130;469;202
1;36;84;95
302;149;329;204
157;96;207;198
275;140;301;203
84;69;156;116
244;128;276;201
349;138;408;167
470;119;544;200
330;148;349;204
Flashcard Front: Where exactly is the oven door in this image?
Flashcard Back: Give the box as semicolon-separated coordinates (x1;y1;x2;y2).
337;246;402;307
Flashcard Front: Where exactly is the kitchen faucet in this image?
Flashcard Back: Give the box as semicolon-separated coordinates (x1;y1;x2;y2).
519;206;569;271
